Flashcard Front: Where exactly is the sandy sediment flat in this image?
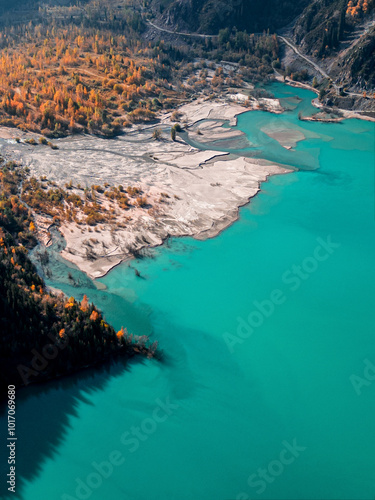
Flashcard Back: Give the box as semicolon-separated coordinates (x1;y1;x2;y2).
56;153;289;279
260;122;321;149
163;96;284;128
0;97;291;279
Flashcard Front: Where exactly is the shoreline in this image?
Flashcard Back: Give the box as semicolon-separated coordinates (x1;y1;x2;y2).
3;79;370;282
91;165;291;281
57;153;289;280
0;94;290;281
275;74;375;122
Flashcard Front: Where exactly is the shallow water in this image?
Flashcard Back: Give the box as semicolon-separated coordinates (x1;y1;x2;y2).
2;83;375;500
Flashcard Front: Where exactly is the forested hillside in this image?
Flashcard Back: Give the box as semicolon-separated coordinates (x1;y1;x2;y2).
149;0;309;34
0;0;281;137
293;0;373;54
148;0;375;92
292;0;375;89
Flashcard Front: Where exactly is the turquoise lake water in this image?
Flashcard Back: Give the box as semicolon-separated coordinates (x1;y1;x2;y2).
2;83;375;500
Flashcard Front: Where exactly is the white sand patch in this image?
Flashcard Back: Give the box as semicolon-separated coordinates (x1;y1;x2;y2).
164;98;247;126
227;92;249;103
168;150;228;168
54;153;289;279
189;120;245;143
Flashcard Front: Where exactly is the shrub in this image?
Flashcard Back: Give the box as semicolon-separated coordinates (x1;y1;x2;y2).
128;108;156;123
86;213;106;225
171;123;182;141
152;128;163;140
171;110;182;122
127;186;140;196
136;196;148;208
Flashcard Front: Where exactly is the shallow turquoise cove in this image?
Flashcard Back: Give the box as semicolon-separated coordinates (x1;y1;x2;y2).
2;83;375;500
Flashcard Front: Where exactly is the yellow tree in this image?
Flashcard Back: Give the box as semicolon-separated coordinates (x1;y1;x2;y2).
80;294;89;312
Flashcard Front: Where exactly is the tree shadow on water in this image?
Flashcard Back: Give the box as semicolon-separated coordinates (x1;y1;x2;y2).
0;356;148;500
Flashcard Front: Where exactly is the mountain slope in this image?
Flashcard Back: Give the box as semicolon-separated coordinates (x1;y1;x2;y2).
149;0;375;96
291;0;375;89
149;0;309;34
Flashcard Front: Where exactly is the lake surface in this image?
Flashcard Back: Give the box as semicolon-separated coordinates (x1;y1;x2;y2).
2;83;375;500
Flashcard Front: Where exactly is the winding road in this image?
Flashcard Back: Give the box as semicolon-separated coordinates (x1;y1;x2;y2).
146;20;217;38
278;18;375;97
278;36;332;82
